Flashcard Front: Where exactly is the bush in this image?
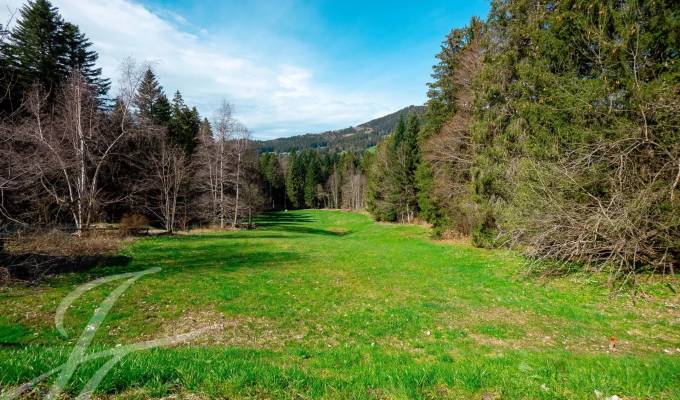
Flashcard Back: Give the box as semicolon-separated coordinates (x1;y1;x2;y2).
119;213;149;236
5;230;122;257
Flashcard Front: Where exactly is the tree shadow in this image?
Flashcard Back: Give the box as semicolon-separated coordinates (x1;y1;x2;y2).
255;211;316;227
105;235;306;277
255;212;351;237
0;253;132;282
266;225;351;237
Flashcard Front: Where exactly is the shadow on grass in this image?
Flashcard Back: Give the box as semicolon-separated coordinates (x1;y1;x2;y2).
0;253;132;282
256;212;351;237
100;237;306;280
255;211;315;226
2;212;322;284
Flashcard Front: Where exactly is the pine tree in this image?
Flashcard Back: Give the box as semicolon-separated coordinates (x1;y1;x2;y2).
2;0;65;106
61;22;110;97
134;68;169;124
380;115;420;222
304;155;320;208
285;151;305;208
366;137;397;221
259;153;283;209
169;90;200;154
1;0;109;111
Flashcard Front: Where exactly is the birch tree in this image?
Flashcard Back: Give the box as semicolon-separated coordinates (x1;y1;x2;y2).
194;101;233;228
144;137;187;233
231;122;250;228
14;64;142;233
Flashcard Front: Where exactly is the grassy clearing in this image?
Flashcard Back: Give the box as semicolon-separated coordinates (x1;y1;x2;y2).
0;210;678;399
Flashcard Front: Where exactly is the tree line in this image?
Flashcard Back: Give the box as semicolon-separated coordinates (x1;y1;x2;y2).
366;0;679;282
0;0;264;236
258;149;369;211
2;0;677;283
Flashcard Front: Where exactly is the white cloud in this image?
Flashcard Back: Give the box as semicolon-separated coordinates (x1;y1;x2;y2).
1;0;405;139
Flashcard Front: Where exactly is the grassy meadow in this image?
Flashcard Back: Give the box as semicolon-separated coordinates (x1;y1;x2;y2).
0;210;678;399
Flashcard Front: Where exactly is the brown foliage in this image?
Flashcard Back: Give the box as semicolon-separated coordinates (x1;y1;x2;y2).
5;230;124;257
119;213;149;235
422;30;483;236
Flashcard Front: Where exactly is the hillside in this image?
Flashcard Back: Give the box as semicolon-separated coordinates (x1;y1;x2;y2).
257;105;425;153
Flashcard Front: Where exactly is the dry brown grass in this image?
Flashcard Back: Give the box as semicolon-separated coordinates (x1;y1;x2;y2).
157;310;308;350
5;230;127;257
436;230;473;246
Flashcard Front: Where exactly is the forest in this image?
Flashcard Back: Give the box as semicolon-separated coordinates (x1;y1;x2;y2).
1;0;678;285
255;105;424;153
0;0;264;241
0;0;677;289
261;0;679;287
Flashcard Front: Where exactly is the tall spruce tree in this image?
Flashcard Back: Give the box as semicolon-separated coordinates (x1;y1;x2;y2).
367;115;420;222
1;0;108;111
61;22;110;97
169;90;200;154
1;0;65;111
134;68;170;124
391;114;420;222
304;155;320;208
286;151;305;208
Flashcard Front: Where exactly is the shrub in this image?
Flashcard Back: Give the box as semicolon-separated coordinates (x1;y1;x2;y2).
119;213;149;236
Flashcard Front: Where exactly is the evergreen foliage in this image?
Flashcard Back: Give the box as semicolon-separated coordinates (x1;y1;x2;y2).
169;90;200;154
366;114;421;222
1;0;109;112
366;0;680;276
134;68;171;124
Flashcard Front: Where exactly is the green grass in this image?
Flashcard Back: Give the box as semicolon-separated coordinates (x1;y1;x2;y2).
1;210;678;399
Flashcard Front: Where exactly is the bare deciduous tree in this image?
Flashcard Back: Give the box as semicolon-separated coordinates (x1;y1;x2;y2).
8;61;143;233
144;137;187;233
231;122;250;228
341;171;366;210
194;101;234;228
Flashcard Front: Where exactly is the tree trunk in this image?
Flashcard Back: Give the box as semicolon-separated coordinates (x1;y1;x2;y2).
232;151;241;228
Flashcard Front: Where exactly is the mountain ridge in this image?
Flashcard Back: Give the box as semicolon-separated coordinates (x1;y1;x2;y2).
257;105;425;153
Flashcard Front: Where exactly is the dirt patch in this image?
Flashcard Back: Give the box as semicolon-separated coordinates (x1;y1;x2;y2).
327;227;350;235
468;332;556;351
157;310;307;349
441;305;672;355
100;389;208;400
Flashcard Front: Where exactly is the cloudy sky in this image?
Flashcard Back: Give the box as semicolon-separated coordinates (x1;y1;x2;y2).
1;0;489;139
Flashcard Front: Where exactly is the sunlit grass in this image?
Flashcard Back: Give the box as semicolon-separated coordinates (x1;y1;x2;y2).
1;210;678;399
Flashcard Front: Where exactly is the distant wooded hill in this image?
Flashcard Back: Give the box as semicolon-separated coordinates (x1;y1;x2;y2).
256;105;425;153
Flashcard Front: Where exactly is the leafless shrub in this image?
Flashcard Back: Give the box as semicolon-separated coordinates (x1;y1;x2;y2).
141;135;188;233
506;136;679;292
119;213;149;236
5;229;123;257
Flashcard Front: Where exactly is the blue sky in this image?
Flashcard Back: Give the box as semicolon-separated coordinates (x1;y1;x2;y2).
2;0;490;138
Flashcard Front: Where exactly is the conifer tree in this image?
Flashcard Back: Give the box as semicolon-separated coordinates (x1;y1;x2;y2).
2;0;65;106
134;68;169;124
61;22;110;97
169;90;200;154
285;151;305;208
304;155;320;208
259;153;283;209
1;0;109;110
